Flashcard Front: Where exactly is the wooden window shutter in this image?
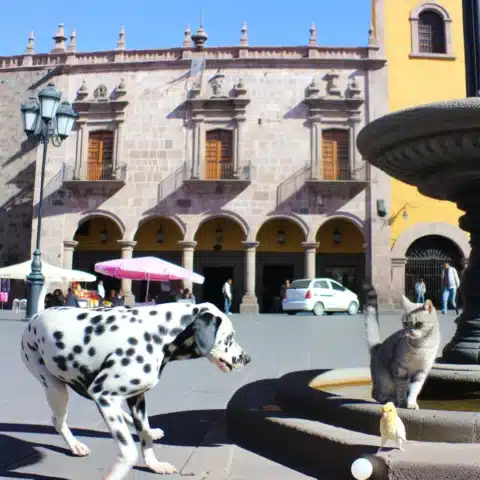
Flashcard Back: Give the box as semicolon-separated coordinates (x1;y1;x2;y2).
322;129;349;180
205;129;233;180
87;131;114;180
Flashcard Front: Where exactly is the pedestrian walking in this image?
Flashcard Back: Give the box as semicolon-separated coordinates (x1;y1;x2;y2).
441;262;460;315
97;280;105;306
414;278;426;304
222;278;233;314
65;287;79;307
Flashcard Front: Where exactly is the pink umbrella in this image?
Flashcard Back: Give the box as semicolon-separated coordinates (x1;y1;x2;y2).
94;256;204;301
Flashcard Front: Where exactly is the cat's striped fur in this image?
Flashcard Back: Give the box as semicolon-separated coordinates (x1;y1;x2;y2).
364;284;440;409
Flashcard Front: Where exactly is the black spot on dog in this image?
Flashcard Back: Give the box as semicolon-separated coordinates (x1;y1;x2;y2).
130;379;141;385
144;332;151;342
116;348;123;356
52;355;68;372
72;361;80;369
130;317;136;323
116;431;128;446
68;353;74;361
105;359;115;369
33;327;37;336
88;347;96;357
128;337;138;346
42;336;45;343
85;326;93;335
84;335;91;345
95;325;105;336
193;307;199;315
152;334;163;344
91;315;103;325
92;383;103;394
73;345;83;354
180;314;193;326
98;397;110;407
108;416;115;422
166;311;172;321
121;358;130;366
56;342;66;350
158;325;168;336
110;325;119;332
141;439;146;447
143;364;151;374
38;358;45;365
136;355;144;363
132;309;139;315
146;344;153;354
106;316;116;324
114;374;120;379
53;331;63;340
149;310;158;315
126;348;135;357
111;391;118;396
119;386;127;393
95;373;108;384
169;328;183;337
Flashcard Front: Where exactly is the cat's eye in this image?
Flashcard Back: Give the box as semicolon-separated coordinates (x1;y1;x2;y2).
414;322;423;329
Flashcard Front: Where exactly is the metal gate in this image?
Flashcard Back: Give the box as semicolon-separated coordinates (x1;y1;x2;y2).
405;243;463;309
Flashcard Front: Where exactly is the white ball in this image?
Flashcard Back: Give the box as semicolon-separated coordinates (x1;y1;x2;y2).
351;457;373;480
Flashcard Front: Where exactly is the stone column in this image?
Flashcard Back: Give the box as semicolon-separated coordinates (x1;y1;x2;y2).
302;242;319;279
114;120;125;174
191;120;204;179
63;240;78;270
117;240;136;306
74;119;86;179
310;121;322;179
240;241;259;314
391;257;407;308
79;123;89;180
178;241;197;291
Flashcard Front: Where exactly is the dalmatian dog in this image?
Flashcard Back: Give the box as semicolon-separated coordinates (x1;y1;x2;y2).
21;302;250;480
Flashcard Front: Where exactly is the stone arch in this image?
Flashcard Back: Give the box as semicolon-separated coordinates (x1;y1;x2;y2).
75;209;126;240
192;210;249;241
135;214;186;238
316;215;365;253
391;222;470;259
324;212;364;233
410;2;451;20
253;213;309;242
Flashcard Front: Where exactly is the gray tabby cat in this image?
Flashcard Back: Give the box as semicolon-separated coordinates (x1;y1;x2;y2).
364;284;440;409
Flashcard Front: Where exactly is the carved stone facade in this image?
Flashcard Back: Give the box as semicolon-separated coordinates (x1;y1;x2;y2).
0;24;392;310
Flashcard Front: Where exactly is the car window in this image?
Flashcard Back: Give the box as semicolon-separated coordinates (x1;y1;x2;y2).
289;280;311;289
313;280;329;289
330;281;346;292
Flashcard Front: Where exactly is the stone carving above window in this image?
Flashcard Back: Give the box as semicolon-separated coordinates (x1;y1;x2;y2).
94;84;109;101
209;70;228;98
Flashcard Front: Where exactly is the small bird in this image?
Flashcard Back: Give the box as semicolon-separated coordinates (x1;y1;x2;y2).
378;402;407;453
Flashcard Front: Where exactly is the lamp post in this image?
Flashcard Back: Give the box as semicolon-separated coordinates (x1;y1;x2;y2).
20;83;77;319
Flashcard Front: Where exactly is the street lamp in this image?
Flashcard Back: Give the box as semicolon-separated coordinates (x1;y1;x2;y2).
20;82;77;319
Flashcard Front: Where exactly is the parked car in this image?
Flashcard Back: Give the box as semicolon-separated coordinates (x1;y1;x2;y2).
282;278;360;316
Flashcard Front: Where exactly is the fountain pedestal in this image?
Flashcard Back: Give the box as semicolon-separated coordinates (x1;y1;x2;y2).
356;98;480;366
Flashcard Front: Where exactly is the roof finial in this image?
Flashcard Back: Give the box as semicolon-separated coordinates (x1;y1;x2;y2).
240;21;248;47
25;31;35;55
68;28;77;53
192;11;208;49
117;25;126;50
51;23;67;53
183;24;192;48
309;22;317;46
368;22;377;46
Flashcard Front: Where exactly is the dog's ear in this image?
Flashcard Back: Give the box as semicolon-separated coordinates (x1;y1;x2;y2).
192;310;222;356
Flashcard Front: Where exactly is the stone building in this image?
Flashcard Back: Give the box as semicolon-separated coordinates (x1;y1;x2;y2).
0;22;390;312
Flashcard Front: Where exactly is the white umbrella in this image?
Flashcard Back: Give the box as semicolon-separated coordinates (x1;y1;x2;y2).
0;259;96;312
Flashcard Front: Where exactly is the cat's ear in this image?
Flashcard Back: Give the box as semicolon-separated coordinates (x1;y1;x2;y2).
424;299;434;313
402;295;418;312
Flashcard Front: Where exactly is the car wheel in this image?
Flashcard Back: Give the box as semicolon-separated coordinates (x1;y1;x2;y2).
313;302;325;316
287;312;296;316
347;302;359;315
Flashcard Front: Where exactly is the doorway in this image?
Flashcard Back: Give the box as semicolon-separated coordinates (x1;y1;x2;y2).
202;266;235;312
262;264;295;313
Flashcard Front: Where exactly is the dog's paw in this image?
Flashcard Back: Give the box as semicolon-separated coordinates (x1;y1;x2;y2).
407;402;419;410
70;440;91;456
149;428;164;441
146;461;177;475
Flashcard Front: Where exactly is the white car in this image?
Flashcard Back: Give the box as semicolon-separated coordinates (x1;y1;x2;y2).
282;278;360;316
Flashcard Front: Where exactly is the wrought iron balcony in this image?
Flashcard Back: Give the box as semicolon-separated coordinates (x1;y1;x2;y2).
62;162;127;190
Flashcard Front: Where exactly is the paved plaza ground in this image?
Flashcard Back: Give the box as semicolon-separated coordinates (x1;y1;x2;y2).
0;310;458;479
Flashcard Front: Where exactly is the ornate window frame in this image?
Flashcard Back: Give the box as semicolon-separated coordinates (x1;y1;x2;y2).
409;2;455;60
72;81;129;180
185;73;250;180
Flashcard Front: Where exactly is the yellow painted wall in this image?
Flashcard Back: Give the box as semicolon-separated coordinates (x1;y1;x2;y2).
195;218;245;251
316;219;364;254
383;0;466;247
74;217;122;251
256;219;306;253
134;219;182;251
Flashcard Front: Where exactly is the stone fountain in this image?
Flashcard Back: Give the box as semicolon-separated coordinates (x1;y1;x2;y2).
226;99;480;479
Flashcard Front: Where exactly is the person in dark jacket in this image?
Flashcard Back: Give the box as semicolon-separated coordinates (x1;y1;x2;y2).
65;287;79;307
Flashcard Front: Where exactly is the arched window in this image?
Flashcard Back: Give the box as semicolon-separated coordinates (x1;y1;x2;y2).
418;10;446;53
410;3;453;57
205;129;234;180
88;130;114;181
322;129;350;180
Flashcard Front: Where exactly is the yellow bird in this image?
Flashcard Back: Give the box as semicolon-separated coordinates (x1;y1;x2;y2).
378;402;407;453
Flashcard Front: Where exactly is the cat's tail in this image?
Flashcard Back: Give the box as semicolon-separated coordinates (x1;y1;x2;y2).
364;282;381;352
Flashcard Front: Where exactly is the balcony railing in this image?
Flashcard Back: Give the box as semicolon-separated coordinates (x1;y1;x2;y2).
203;161;252;181
62;163;127;183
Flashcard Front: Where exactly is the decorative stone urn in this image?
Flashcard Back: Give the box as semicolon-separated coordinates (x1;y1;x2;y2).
357;98;480;365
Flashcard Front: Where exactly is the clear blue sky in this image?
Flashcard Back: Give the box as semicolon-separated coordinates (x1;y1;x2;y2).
0;0;371;56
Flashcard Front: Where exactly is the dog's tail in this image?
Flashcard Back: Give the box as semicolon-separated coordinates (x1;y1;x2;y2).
364;281;381;353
